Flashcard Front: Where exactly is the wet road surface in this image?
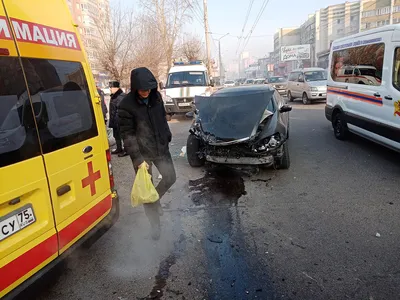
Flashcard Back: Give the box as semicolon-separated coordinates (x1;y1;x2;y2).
29;102;400;300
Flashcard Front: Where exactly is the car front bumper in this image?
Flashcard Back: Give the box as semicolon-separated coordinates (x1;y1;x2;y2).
206;155;274;165
307;91;327;100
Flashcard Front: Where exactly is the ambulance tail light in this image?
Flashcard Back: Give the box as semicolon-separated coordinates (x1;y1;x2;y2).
0;48;10;56
106;150;115;189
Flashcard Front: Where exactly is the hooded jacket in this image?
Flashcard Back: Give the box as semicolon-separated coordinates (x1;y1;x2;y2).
108;88;125;128
118;67;172;167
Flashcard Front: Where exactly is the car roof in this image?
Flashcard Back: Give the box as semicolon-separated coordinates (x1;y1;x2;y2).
214;85;274;96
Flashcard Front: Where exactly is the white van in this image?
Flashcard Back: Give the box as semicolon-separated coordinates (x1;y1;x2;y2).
326;25;400;151
160;61;213;117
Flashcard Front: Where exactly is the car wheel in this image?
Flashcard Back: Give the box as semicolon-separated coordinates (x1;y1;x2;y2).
277;142;290;169
187;134;205;167
302;92;310;105
287;91;294;102
332;111;348;140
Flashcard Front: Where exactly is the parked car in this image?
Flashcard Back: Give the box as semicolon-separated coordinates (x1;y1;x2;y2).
286;67;327;104
186;85;292;169
223;80;236;87
254;78;266;84
326;26;399;152
267;76;287;96
244;79;255;85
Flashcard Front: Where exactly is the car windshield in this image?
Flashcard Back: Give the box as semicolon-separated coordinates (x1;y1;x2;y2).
166;71;206;88
269;77;286;83
225;81;234;84
304;71;327;81
195;89;274;140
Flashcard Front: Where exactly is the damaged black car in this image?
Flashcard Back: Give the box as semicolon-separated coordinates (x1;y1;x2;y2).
186;85;292;169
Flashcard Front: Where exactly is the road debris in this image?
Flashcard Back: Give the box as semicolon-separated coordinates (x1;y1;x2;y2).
376;232;381;238
207;234;223;243
180;146;187;157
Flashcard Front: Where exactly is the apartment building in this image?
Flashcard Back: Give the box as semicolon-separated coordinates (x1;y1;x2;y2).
315;1;360;68
300;14;316;67
67;0;109;82
360;0;400;30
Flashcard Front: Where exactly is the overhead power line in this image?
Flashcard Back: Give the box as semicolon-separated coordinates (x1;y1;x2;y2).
235;0;256;54
241;0;271;53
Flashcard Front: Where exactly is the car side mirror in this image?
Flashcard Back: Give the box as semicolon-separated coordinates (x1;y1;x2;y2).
280;105;292;113
298;77;304;82
210;79;215;87
159;81;164;90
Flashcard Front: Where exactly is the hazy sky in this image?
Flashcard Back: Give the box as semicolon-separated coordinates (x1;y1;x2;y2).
115;0;354;62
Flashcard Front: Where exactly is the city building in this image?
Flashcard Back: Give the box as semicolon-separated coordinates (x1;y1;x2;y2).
300;14;316;67
360;0;400;30
273;27;301;75
67;0;110;83
315;1;360;69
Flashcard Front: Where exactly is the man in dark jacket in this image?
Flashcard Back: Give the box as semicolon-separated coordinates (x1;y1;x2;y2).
118;67;176;240
109;81;127;157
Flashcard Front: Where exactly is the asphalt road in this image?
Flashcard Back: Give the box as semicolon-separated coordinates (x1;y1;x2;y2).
32;101;400;300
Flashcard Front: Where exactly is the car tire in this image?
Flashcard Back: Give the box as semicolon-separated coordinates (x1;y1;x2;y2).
302;92;310;105
287;91;294;102
277;142;290;169
187;134;205;167
332;111;348;140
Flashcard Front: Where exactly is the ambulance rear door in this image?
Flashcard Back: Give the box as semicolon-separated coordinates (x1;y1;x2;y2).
0;2;57;297
4;0;112;254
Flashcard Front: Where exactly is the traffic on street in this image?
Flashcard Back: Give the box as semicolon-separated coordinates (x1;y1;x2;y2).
1;0;400;300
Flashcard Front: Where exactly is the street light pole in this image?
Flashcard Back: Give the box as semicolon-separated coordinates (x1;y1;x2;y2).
214;33;229;83
203;0;211;75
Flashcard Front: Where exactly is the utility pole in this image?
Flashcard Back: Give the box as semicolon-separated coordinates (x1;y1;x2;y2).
214;33;229;83
203;0;212;76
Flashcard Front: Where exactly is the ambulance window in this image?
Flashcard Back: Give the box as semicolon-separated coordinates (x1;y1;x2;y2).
21;59;98;153
392;48;400;91
0;57;41;168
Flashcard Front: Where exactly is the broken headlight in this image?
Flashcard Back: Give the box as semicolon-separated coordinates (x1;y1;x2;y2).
255;133;282;152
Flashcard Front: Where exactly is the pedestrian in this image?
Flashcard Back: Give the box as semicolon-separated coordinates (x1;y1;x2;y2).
109;81;127;157
96;83;108;124
118;67;176;240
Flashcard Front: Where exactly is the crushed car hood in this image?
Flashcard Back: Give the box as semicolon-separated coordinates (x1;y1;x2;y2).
195;89;274;142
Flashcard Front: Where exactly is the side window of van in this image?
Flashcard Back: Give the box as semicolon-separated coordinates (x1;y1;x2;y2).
21;59;98;154
331;43;384;86
0;57;41;168
392;48;400;91
288;72;298;82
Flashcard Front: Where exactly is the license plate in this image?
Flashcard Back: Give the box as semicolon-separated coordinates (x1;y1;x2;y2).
178;102;191;107
0;205;36;241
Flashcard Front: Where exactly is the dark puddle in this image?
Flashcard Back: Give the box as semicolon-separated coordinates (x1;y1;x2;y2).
141;234;186;300
189;166;247;206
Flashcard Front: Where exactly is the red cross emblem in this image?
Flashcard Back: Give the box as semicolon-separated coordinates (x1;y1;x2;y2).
81;161;101;196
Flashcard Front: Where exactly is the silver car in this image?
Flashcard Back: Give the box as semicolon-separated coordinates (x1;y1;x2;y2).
267;76;287;96
286;68;327;104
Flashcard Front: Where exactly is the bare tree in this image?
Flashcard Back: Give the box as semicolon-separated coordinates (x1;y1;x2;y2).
181;34;204;61
131;15;165;81
94;3;136;87
140;0;193;76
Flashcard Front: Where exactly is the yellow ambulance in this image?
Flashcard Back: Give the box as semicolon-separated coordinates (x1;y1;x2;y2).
0;1;119;298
